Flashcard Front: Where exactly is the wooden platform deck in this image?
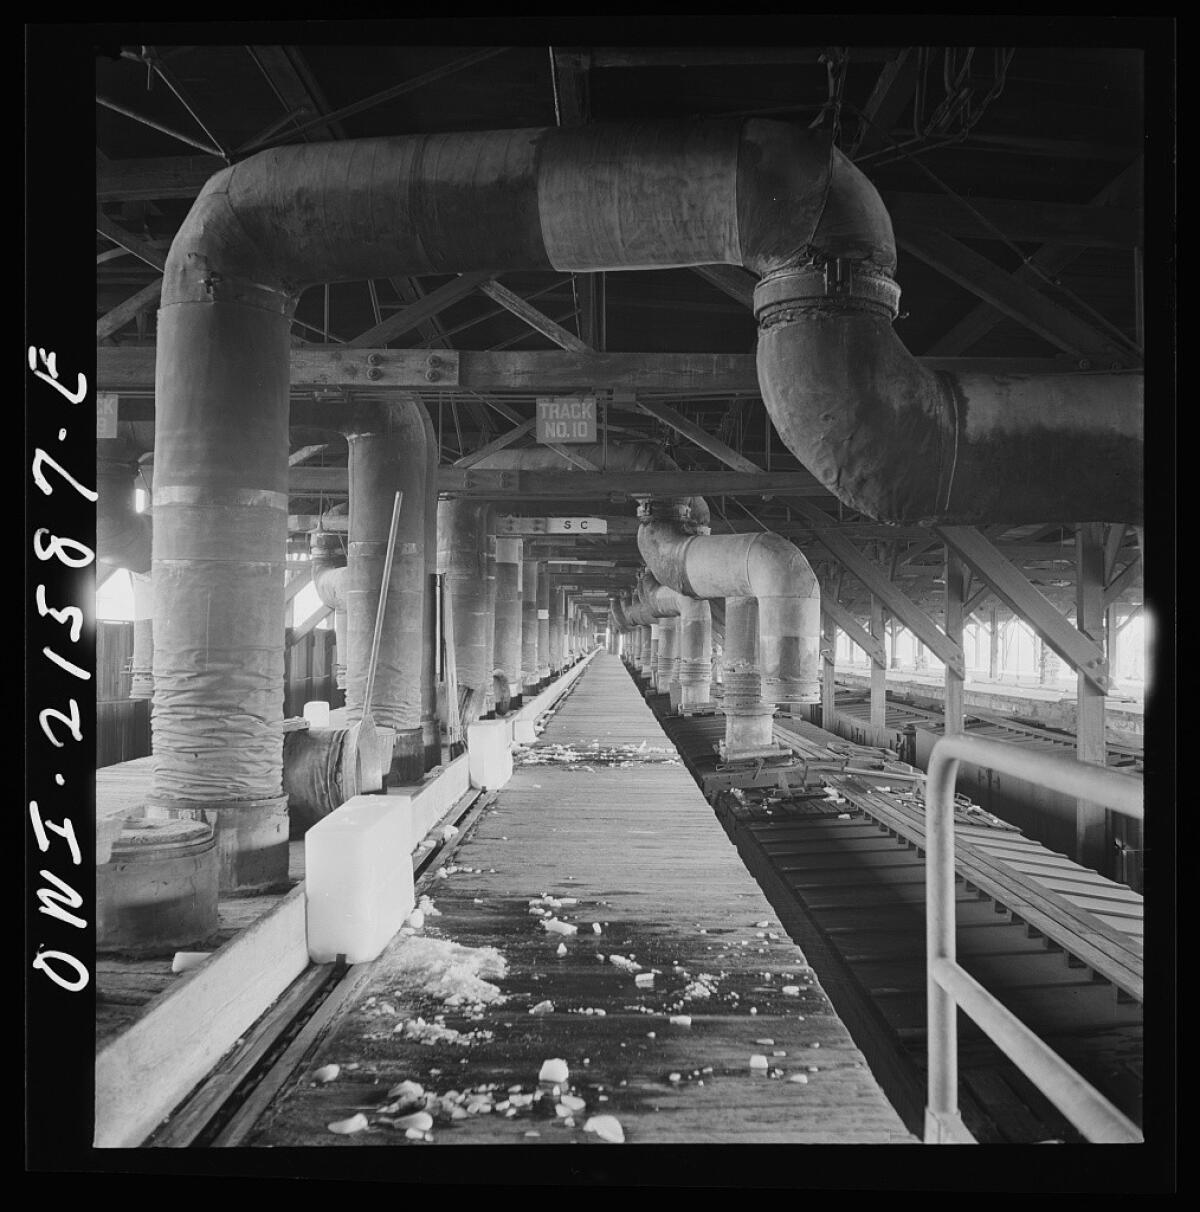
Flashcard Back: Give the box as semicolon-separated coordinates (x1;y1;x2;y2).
249;653;915;1146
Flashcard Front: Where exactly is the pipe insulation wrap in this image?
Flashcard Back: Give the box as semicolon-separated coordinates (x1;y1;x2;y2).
154;114;1142;817
494;536;523;695
756;297;1143;525
521;559;541;686
151;300;291;808
343;401;432;782
437;500;493;724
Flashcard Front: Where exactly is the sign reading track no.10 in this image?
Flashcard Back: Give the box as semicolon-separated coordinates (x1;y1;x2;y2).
536;395;597;444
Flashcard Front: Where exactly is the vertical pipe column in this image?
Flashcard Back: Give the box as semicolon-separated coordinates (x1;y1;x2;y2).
537;563;551;679
493;537;522;711
677;597;713;708
647;623;660;678
550;586;566;675
437;501;494;727
656;616;678;692
521;558;540;693
149;297;292;893
344;402;429;786
721;596;774;753
129;572;155;701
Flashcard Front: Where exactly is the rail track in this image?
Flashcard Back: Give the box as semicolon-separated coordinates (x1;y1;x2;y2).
637;667;1144;1144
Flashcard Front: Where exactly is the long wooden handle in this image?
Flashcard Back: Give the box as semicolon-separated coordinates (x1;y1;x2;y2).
361;490;403;721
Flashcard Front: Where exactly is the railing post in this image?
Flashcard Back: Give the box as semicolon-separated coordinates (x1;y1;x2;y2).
925;747;970;1143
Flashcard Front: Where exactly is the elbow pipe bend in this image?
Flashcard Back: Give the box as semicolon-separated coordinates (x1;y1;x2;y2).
155;114;1137;827
639;525;820;704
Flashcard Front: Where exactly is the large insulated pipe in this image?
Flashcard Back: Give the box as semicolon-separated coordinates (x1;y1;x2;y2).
536;566;552;679
343;398;433;786
309;529;348;692
550;585;567;674
437;499;493;726
635;574;713;706
722;596;775;753
521;558;540;692
493;536;522;711
639;502;820;705
156;118;1139;876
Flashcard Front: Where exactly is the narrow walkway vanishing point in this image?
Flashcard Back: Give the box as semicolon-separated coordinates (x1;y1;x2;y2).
251;653;915;1145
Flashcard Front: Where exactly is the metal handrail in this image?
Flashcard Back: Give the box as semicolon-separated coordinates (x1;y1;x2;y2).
923;733;1144;1144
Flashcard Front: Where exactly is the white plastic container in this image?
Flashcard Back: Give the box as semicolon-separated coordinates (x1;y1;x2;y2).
304;794;415;963
467;719;513;790
303;700;331;727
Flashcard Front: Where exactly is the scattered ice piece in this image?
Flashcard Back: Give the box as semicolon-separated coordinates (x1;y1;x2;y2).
328;1114;369;1135
436;868;448;879
524;1130;541;1138
669;1015;692;1027
755;1038;775;1046
405;908;425;930
394;1111;433;1131
312;1064;340;1084
170;952;208;974
810;1042;821;1049
386;1080;425;1103
749;1054;769;1069
558;897;578;905
755;920;769;928
773;1050;787;1058
442;825;459;841
539;1058;569;1084
555;1103;573;1119
782;986;801;996
556;943;567;956
608;954;642;973
529;1000;555;1016
668;1073;682;1083
584;1115;625;1144
837;812;851;820
646;1031;656;1039
404;1128;425;1140
634;973;654;987
593;923;602;934
561;1094;586;1112
749;1007;758;1015
542;918;578;935
789;1074;809;1084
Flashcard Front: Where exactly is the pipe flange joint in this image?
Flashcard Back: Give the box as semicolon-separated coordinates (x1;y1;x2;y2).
753;261;901;328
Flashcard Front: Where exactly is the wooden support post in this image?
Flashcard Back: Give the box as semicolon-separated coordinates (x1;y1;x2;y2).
889;619;899;670
821;612;837;731
869;596;887;729
1075;523;1109;872
988;606;1000;680
944;550;966;735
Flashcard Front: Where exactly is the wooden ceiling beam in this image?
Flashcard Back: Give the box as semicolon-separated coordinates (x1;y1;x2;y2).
99;346;1085;394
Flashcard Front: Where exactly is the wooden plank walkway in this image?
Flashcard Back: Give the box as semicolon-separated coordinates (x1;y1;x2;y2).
249;654;915;1146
